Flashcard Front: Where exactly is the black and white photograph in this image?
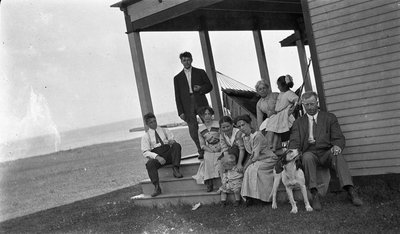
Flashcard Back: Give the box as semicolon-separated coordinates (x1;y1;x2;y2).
0;0;399;233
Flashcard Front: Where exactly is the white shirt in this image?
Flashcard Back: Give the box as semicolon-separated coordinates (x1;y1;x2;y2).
183;67;193;93
141;127;174;159
307;112;319;142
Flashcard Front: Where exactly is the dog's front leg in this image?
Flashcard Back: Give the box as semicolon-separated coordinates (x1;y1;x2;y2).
300;184;313;212
286;187;298;213
271;172;281;209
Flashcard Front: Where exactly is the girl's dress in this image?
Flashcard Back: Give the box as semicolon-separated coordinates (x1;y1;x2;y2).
264;90;298;133
240;131;277;202
257;93;279;131
192;121;221;184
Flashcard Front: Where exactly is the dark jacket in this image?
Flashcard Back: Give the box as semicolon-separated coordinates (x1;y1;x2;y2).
174;67;213;116
288;111;345;154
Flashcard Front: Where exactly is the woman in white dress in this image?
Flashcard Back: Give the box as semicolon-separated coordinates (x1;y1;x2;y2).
192;106;221;192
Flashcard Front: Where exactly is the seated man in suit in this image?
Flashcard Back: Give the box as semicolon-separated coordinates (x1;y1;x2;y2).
141;112;183;197
288;91;362;210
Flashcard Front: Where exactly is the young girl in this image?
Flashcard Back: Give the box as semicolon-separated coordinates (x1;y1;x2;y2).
264;75;299;151
218;146;243;207
219;116;246;171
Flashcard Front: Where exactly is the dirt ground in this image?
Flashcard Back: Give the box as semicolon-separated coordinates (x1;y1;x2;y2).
0;127;196;222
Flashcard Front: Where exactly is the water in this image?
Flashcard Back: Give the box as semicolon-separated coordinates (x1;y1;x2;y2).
0;112;182;163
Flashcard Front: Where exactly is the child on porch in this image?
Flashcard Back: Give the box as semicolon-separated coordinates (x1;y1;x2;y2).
264;75;299;151
218;145;243;207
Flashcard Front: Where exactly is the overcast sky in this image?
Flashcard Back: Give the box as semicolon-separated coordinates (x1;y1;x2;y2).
0;0;312;142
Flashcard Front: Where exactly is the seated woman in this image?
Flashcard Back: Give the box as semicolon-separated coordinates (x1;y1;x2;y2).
255;80;279;132
234;114;278;205
219;116;247;171
192;106;221;192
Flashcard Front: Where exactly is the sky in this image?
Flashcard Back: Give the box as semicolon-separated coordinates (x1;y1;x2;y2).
0;0;314;143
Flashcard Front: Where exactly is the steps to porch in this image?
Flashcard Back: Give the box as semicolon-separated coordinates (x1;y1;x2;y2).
130;154;329;208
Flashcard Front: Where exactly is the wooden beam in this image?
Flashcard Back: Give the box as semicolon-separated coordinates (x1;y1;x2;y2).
295;30;312;92
124;11;153;128
199;30;223;119
138;10;300;31
253;30;271;91
301;0;326;111
127;0;223;31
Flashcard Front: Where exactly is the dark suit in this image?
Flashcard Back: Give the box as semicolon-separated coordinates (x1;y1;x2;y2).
289;111;353;189
174;67;213;153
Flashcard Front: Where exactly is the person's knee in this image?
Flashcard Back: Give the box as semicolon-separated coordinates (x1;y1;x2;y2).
171;142;182;151
301;152;315;165
146;159;157;169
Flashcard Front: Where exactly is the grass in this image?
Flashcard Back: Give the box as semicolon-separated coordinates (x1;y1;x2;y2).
0;175;399;233
1;127;399;233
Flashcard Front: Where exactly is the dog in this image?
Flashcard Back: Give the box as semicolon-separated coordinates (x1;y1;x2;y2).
270;149;313;213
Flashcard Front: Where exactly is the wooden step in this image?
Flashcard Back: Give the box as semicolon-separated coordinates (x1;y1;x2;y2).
141;176;222;195
131;188;311;208
157;156;200;178
131;190;232;208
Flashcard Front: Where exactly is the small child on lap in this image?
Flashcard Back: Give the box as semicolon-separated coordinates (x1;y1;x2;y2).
218;146;243;207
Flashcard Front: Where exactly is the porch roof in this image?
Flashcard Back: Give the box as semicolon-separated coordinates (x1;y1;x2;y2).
111;0;304;32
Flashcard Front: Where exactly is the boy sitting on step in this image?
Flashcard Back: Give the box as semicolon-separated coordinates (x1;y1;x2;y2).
218;146;243;207
141;112;183;197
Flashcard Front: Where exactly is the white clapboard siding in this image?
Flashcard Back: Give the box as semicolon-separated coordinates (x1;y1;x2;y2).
340;118;400;133
328;93;400;111
307;0;400;176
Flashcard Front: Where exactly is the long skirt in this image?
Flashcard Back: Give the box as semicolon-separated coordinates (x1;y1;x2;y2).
192;151;220;184
241;158;276;202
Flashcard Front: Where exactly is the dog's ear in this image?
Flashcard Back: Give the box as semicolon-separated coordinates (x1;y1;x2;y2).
274;160;284;174
280;151;288;165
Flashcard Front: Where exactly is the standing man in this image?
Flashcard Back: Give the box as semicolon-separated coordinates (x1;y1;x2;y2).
141;113;183;197
288;91;362;210
174;51;213;159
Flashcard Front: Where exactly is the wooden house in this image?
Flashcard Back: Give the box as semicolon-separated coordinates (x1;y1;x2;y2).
112;0;400;178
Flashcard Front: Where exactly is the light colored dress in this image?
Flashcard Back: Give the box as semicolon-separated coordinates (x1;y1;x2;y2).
220;127;244;153
257;93;279;131
241;131;278;202
192;121;221;184
264;90;298;133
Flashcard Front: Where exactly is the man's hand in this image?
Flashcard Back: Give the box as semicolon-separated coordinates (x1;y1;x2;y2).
155;156;166;165
168;139;176;145
193;85;201;92
179;113;185;121
331;145;342;156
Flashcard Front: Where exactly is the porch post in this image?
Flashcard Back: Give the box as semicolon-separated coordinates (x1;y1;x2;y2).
301;0;327;111
253;30;271;92
199;30;223;120
295;30;313;91
124;11;153;127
